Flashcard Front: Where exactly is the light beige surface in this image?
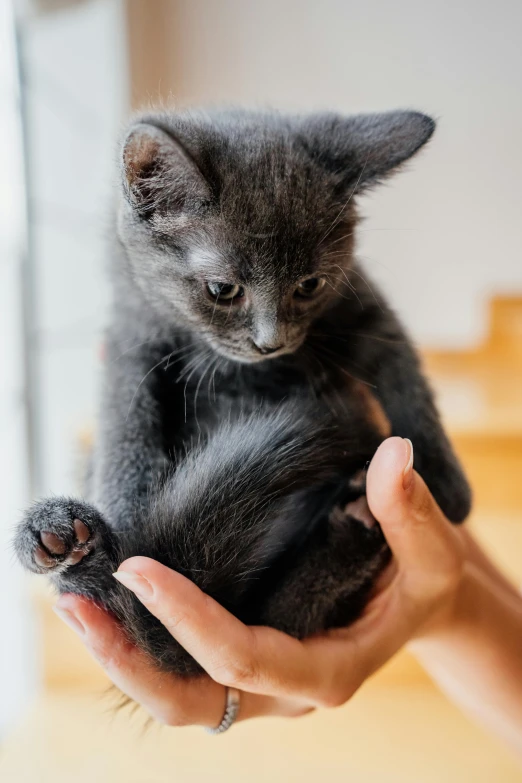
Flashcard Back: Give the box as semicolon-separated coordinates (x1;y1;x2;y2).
424;299;522;439
2;295;522;780
1;686;521;783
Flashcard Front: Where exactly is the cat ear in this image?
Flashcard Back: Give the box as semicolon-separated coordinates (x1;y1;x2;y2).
299;110;435;190
121;123;211;219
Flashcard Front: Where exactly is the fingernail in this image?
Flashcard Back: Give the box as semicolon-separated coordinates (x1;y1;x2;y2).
53;605;86;637
402;438;414;490
113;570;153;600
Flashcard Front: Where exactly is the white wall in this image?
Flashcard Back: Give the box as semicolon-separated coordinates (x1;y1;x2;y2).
24;0;128;495
0;0;37;737
0;0;128;735
164;0;522;348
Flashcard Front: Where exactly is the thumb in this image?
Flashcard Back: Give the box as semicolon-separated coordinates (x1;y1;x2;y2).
366;437;462;595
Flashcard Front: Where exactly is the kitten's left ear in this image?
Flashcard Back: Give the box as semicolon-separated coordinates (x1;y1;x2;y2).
299;110;435;190
121;122;211;219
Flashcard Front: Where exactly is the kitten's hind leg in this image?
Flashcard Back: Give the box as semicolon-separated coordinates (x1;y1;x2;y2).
257;490;389;639
14;497;119;598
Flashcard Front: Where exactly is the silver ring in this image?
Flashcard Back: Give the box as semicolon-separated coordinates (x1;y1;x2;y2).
205;687;241;735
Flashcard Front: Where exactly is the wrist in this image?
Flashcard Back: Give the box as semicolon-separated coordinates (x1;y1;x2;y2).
408;560;474;651
408;557;520;660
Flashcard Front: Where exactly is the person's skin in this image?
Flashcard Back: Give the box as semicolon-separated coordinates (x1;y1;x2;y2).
54;437;522;755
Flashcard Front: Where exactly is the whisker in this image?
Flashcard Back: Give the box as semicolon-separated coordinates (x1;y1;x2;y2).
126;349;180;420
300;346;338;415
176;349;209;381
225;299;234;323
182;351;213;423
321;231;355;250
209;295;219;327
164;343;197;370
348;266;383;312
309;342;376;389
310;329;405;346
322;277;354;304
110;335;158;364
319;250;353;261
331;265;364;310
318;155;370;245
193;352;217;428
354;253;393;275
207;354;222;403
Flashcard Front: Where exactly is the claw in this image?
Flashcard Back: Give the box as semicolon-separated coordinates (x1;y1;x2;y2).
67;549;86;565
41;531;67;555
73;518;90;544
34;545;56;568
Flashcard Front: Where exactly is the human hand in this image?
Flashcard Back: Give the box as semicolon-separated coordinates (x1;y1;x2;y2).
54;437;466;728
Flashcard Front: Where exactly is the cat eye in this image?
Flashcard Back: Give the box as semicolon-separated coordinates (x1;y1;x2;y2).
294;277;326;298
206;281;244;302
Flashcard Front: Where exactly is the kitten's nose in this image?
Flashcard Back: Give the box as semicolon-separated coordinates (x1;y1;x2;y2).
255;342;284;355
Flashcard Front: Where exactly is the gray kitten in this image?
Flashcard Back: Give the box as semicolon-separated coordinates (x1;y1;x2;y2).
15;108;471;675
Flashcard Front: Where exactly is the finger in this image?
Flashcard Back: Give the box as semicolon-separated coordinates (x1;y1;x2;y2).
315;583;414;683
113;557;362;706
113;557;431;709
53;593;228;727
54;594;310;724
366;437;463;596
302;571;433;702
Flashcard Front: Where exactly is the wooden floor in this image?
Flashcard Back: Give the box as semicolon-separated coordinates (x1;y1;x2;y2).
1;295;521;781
1;685;521;783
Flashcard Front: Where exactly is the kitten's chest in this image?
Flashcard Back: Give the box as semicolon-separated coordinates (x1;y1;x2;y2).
159;351;322;451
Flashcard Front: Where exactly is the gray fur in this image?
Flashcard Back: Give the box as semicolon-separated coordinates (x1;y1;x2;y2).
14;108;470;676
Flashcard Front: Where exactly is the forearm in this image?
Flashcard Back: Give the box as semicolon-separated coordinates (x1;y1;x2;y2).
411;563;522;756
459;528;522;602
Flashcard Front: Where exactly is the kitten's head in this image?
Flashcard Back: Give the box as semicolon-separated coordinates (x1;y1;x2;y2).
118;108;434;363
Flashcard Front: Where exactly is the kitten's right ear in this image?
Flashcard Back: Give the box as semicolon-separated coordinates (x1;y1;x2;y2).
121;123;211;219
298;110;436;192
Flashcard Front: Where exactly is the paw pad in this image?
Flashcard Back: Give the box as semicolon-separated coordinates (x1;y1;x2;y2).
34;518;93;571
343;496;376;529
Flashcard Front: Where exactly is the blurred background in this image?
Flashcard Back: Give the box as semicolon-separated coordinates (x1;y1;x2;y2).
1;0;521;780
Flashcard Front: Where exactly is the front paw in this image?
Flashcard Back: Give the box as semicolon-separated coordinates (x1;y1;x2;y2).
428;464;472;524
14;497;103;575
